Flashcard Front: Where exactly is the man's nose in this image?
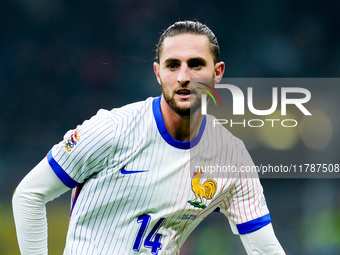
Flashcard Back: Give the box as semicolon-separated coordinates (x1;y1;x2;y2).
177;65;190;85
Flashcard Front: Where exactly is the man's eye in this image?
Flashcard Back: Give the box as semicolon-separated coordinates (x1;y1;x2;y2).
191;63;203;68
188;61;205;69
167;63;179;69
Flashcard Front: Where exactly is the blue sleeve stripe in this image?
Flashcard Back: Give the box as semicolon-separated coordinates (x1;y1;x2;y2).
47;150;80;189
237;213;272;234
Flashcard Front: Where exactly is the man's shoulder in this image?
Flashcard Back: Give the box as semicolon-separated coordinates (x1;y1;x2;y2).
85;97;155;128
109;97;155;116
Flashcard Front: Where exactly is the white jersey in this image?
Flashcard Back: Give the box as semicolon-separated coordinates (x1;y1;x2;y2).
47;96;271;255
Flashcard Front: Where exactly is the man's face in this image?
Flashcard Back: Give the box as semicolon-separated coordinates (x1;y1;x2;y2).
154;33;224;116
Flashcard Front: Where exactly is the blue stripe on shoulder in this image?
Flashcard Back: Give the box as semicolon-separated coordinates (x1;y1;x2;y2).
47;150;80;189
236;213;271;234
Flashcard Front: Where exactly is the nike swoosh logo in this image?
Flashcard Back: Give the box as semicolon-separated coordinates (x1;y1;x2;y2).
120;167;148;175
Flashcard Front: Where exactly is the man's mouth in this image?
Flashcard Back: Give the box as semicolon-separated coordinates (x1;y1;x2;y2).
175;89;192;100
176;89;191;95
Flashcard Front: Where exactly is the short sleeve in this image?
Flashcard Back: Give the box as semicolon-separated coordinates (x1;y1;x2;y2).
219;145;271;235
47;109;115;188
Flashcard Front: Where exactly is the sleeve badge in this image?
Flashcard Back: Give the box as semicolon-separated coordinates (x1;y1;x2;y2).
63;130;80;153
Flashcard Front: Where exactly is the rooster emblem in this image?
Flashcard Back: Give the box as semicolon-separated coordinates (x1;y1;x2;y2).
188;168;217;209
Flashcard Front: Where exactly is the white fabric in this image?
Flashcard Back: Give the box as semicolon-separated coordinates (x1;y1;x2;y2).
47;97;270;254
240;223;286;255
12;97;282;254
12;157;69;255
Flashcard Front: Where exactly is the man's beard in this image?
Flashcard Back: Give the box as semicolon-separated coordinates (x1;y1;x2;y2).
162;88;201;116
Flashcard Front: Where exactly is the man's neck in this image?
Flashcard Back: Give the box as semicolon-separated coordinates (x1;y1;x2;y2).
160;96;204;142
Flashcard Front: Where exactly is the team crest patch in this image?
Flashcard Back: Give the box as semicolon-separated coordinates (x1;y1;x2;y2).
63;130;80;153
188;167;217;209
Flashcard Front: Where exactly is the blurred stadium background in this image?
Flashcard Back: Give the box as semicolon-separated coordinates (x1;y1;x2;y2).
1;0;340;254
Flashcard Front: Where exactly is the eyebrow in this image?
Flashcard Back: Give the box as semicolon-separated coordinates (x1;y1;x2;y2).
164;58;180;65
163;57;207;65
187;57;207;66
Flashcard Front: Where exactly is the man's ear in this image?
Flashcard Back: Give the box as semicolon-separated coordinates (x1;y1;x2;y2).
153;62;161;85
214;61;225;84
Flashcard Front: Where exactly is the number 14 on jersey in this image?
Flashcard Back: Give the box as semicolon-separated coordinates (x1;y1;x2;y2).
133;214;166;254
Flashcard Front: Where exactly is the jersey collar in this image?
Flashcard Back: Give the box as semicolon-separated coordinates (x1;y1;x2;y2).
152;96;206;150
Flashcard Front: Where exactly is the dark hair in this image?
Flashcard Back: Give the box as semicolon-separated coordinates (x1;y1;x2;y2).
156;21;220;64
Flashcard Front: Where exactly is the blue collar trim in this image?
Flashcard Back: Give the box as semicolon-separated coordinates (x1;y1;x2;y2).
152;96;206;150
